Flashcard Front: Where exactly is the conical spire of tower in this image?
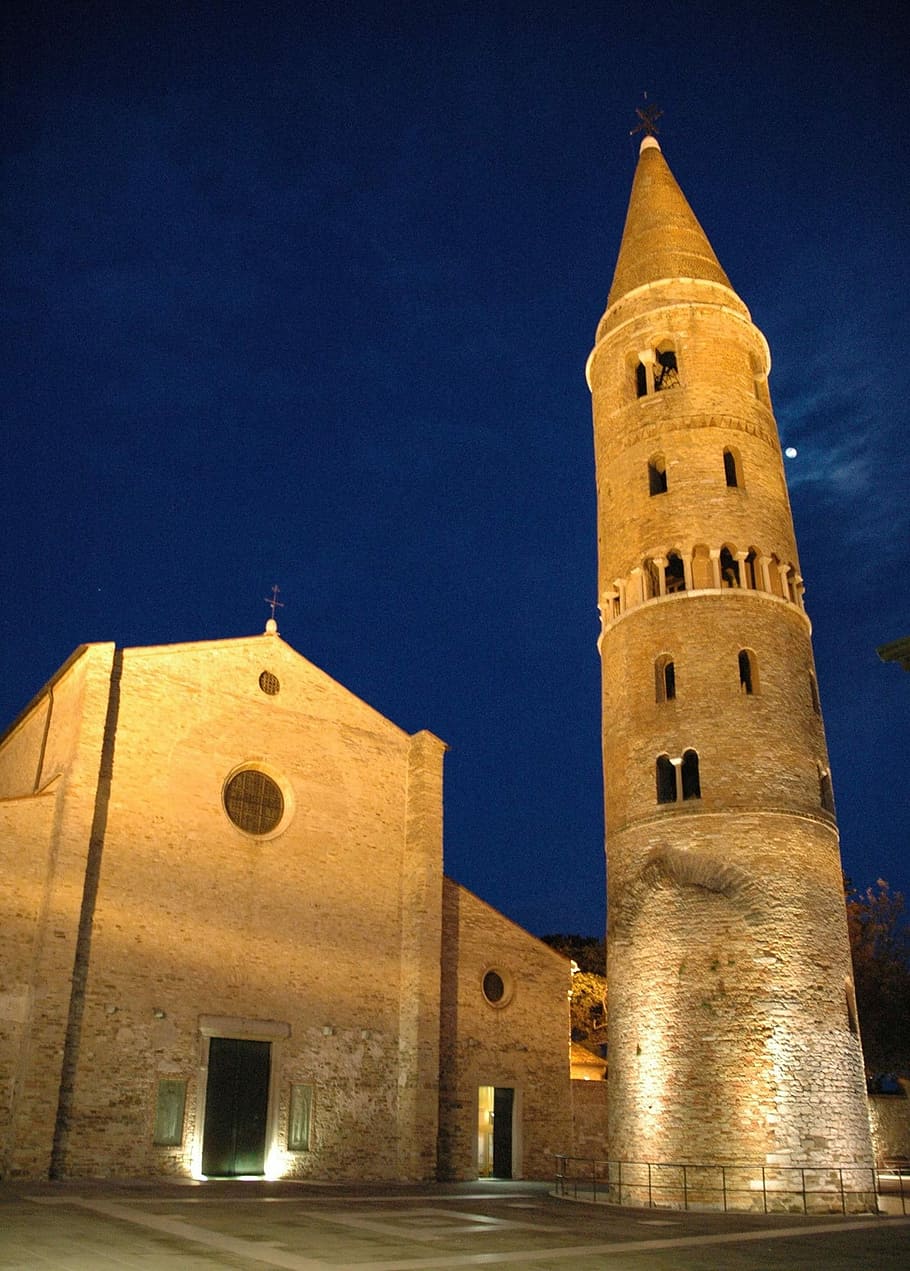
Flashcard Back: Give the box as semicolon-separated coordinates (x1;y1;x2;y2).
607;137;732;307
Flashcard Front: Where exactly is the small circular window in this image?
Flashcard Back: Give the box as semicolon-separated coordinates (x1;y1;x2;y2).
259;671;280;695
482;968;513;1007
223;769;284;835
483;971;505;1002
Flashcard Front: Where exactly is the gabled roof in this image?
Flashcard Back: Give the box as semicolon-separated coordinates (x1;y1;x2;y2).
1;631;444;749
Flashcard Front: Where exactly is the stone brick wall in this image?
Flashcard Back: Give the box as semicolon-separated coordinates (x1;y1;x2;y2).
591;297;797;598
868;1084;910;1165
600;597;831;832
438;879;572;1180
571;1079;609;1160
607;813;871;1166
0;791;57;1175
0;642;118;1178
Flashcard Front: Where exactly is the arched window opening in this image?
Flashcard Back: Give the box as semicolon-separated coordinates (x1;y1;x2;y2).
720;546;740;587
723;448;742;488
636;361;649;398
681;750;701;800
691;544;712;589
656;755;677;804
637;345;680;397
665;552;686;594
768;553;784;598
809;672;821;715
819;768;835;814
655;655;676;703
664;661;676;701
744;548;760;590
738;649;758;695
644;558;661;599
654;347;679;391
648;454;668;495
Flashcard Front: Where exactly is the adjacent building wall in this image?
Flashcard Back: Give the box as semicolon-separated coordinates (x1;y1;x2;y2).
571;1080;609;1160
438;878;572;1180
0;643;119;1178
868;1083;910;1166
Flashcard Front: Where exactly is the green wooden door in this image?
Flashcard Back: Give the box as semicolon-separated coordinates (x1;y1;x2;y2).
201;1037;270;1176
492;1087;514;1178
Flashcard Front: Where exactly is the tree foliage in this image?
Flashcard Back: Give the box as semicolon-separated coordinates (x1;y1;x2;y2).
540;933;605;975
569;970;608;1047
845;878;910;1077
541;934;607;1045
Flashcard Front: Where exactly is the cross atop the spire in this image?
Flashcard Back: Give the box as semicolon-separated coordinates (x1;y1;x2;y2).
631;97;663;139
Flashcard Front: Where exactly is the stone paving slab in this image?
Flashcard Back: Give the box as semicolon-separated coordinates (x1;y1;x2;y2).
1;1180;909;1270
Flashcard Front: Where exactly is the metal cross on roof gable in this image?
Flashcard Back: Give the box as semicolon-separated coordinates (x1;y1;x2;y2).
264;584;285;621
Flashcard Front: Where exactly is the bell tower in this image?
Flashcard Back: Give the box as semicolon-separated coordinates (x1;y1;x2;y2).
588;134;873;1182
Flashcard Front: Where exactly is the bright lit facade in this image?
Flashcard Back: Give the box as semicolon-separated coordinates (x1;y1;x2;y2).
588;135;874;1175
0;631;571;1180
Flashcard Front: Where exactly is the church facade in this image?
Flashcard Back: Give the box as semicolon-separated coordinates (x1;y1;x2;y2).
0;631;572;1181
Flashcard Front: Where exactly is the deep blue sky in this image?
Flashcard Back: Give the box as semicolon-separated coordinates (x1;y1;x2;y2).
2;1;908;937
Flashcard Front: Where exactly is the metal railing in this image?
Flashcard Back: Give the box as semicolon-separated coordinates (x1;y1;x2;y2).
553;1155;909;1215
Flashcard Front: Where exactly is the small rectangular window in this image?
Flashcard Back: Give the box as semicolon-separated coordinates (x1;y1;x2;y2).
153;1079;186;1146
288;1083;314;1151
648;458;668;495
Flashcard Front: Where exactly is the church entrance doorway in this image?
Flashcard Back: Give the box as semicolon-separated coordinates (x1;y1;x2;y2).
201;1037;271;1177
477;1085;514;1178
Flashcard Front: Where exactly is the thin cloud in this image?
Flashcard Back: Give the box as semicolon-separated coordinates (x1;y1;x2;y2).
775;340;908;554
784;434;870;494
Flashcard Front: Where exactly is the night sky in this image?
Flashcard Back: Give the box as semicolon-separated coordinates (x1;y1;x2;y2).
3;2;908;939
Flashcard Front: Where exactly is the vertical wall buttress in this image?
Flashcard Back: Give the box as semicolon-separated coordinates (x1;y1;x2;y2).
49;649;123;1178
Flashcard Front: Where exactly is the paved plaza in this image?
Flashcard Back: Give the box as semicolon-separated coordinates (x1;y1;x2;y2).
1;1179;908;1270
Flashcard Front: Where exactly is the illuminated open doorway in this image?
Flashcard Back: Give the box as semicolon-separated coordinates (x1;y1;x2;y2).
477;1085;514;1178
